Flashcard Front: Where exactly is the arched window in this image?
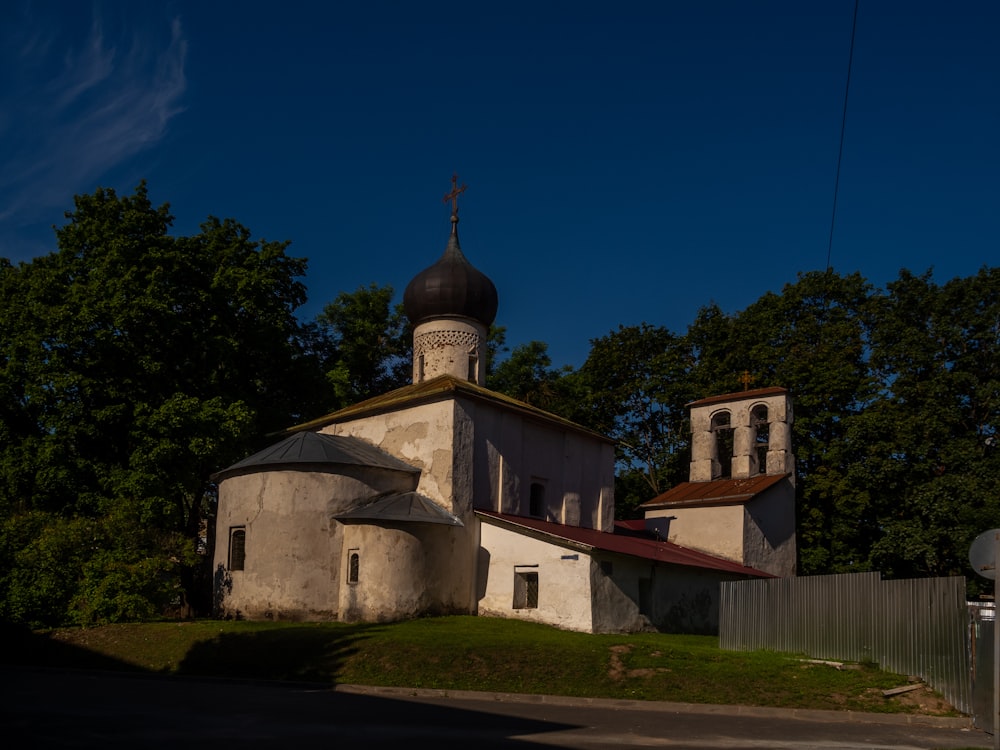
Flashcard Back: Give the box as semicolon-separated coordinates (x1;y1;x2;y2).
751;405;769;475
348;550;360;584
229;527;246;571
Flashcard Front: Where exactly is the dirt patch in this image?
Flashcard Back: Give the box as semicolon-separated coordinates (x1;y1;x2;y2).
882;685;959;716
607;644;671;681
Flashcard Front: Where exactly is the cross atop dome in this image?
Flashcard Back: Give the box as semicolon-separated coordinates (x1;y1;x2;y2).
443;173;467;221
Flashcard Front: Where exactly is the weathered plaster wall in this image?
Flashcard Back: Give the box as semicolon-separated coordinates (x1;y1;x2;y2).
338;522;471;622
478;520;595;632
588;556;650;634
591;555;735;634
647;504;746;564
322;400;477;612
214;466;414;620
320;401;458;512
741;482;797;577
468;403;615;532
478;521;737;635
649;565;734;634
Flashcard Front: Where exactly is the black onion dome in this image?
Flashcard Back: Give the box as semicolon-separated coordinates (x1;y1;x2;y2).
403;219;498;326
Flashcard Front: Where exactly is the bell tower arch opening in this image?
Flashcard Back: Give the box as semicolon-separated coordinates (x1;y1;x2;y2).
711;410;733;479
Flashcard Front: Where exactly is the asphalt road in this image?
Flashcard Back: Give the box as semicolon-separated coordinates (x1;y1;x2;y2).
1;667;992;749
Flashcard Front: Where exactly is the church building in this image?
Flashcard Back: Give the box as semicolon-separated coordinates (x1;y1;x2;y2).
211;179;794;634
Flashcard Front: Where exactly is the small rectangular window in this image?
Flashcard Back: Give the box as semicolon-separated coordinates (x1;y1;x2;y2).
529;481;546;518
348;549;360;584
229;527;246;571
600;560;613;576
513;570;538;609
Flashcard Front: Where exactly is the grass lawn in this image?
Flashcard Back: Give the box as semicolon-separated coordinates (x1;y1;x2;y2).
3;615;959;716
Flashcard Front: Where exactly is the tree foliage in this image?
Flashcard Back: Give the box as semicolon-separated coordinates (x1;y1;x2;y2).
315;283;410;407
0;183;326;625
486;267;999;586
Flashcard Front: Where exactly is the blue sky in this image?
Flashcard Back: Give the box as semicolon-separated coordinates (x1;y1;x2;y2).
2;1;997;369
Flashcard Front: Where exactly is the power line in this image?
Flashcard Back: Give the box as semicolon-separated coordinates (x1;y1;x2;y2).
826;0;860;274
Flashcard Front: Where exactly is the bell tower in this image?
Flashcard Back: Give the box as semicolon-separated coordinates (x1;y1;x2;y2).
689;387;794;483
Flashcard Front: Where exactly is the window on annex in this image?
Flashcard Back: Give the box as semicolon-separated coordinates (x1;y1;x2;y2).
348;549;360;584
529;480;546;518
513;568;539;609
229;527;246;571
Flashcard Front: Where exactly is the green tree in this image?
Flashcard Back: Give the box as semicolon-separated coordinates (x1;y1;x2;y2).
0;183;326;624
487;340;578;412
577;324;695;515
851;268;1000;584
315;284;411;408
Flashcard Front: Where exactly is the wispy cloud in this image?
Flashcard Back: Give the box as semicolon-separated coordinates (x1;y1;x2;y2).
0;4;187;236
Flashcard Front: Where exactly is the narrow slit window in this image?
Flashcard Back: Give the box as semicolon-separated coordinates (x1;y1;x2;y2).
348;549;360;584
229;527;246;571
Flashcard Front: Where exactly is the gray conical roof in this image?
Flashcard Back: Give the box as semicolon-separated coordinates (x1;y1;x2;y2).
211;431;418;481
334;491;464;526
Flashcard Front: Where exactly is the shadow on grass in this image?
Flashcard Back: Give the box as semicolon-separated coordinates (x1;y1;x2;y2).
0;622;146;673
175;622;380;684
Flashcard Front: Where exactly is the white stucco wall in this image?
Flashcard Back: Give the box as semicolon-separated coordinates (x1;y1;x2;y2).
320;400;460;513
214;466;414;620
478;520;595;632
338;522;471;622
647;504;746;564
319;400;477;611
467;401;615;532
478;519;739;634
645;485;796;577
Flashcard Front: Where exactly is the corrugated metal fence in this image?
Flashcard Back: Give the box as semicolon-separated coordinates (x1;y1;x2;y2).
719;572;971;715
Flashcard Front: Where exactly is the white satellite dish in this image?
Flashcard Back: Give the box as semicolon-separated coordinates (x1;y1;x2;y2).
969;529;1000;580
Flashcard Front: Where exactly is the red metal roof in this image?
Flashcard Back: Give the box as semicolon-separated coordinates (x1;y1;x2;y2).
639;473;790;510
476;510;771;578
